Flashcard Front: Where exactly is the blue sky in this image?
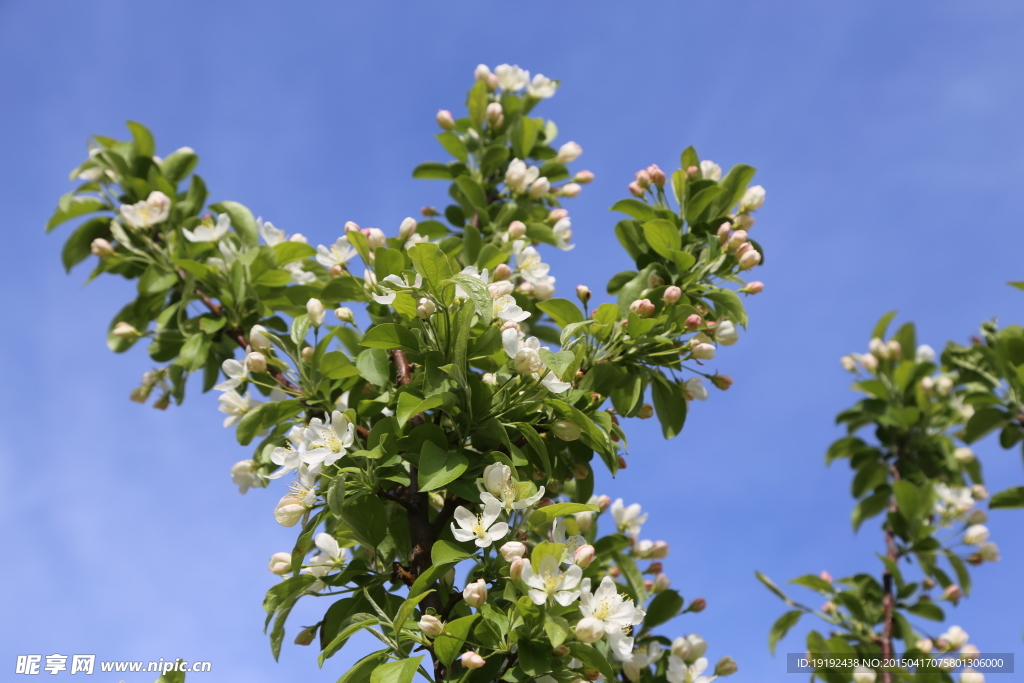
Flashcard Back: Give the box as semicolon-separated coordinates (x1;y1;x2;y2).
2;1;1023;681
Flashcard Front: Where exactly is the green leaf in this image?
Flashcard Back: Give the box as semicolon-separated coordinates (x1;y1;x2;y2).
872;310;898;341
449;273;493;324
254;269;293;287
528;502;599;528
327;475;346;517
397;392;453;428
612;551;647;604
713;163;756;213
408;242;455;299
609;199;657;222
455;176;488;211
642;589;683;632
337;651;388;683
159;149;199;183
536;298;584;328
651;374;686;439
704;289;748;327
361;324;419;353
669;249;697;272
684;184;724;223
126;120;156;157
46;196;108;232
769;610;803;655
62;216;112;272
274;241;316;265
852;489;891;531
755;571;793;604
138;265;178;294
641;219;681;258
430;539;475;565
436;132;468;162
893;480;922;520
412;162;454;180
208;200;259;247
370;656;423;683
963;406;1010;443
357;348;391;386
538;348;575;379
321;351;360;380
435;615;479;667
468;80;489;129
291;314;311;346
989;486;1024;509
566;643;616;683
340;495;389;552
418;441;468;491
906;602;944;621
512;116;541;159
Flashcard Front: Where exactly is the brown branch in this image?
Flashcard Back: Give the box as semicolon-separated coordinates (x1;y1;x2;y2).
392;349;412;386
880;466;901;683
378;490;414;511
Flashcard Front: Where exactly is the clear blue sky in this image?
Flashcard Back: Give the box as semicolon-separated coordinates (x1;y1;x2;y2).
2;2;1022;681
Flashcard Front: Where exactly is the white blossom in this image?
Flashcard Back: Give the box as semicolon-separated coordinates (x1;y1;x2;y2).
494;64;529;91
579;576;646;661
267;425;314;480
214;358;249;391
916;344;936;363
552;518;587;564
683;378;708;401
218;390;260;427
699;160;722;181
521;554;583;606
623;643;664;683
257;218;287;245
493;294;530;322
183;213;231;242
304;410;356;467
231;460;262;494
119;191;170;228
667;654;714;683
316;236;358;268
480;463;545;511
611;499;648;539
514;244;552;284
527;73;557;98
451;498;509;548
505;158;540;194
553;217;574;250
304;533;348;577
284;260;317;284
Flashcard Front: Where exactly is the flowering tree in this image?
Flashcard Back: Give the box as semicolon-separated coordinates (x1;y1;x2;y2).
49;64;767;683
760;310;1022;683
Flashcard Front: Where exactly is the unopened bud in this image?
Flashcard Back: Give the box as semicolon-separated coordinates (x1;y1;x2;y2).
653;573;671;592
334;307;354;323
362;227;386;250
344;221;361;235
684;314;704;330
617;455;628;469
129;385;151;403
529;177;551;198
560;182;582;198
714;656;738;677
268;551;292;576
954;447;975;464
575;617;605;643
820;570;833;584
637;403;654;419
499;541;527;562
301;346;315;363
689;598;707;613
916;638;933;652
663;286;682;305
485;102;504;127
421;206;438;217
557;141;582;163
686;165;699;178
417;297;436;319
576;285;591;303
492;263;512;280
461;651;486;669
942;585;963;603
691;343;716;360
553;645;570;657
573;544;595;568
481;372;498;386
635;169;651;189
595;495;611;512
399;217;418;241
507;221;527;239
574;170;594;184
112;321;140;339
509;556;527;580
247;351;267;374
647;272;666;289
294;625;317;646
419;614;444;637
647;164;666;187
738;249;761;270
306;298;326;327
629;298;656;318
91;238;114;258
886;339;902;360
463;579;487;607
710;374;733;391
741;281;764;294
628;181;644;197
436;109;454;130
250;325;272;351
571;463;591;479
329;264;344;277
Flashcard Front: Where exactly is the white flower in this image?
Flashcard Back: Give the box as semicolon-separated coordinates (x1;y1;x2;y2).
714;321;739;346
502;328;543;373
960;669;985;683
183;213;231;242
316;236;358;268
579;576;646;661
304;533;348;577
623;643;663;683
699;160;721;181
373;273;424;305
526;73;557;98
672;634;708;663
557;141;582;163
552;518;587;564
852;666;877;683
521;554;583;606
231;460;262;494
934;484;975;520
284;261;317;284
940;625;969;649
964;524;989;546
916;344;936;363
611;499;648;538
257;218;287;245
505;158;540;194
214;358;249;391
119;191;170;228
739;185;766;212
480;463;545;512
451;499;509;548
541;372;572;393
274;464;320;527
218;390;259;427
515;244;552;284
304;410;356;467
307;298;326;327
495;64;529;91
493;294;530;322
552;217;574;250
667;654;714;683
683;378;708;401
266;425;313;480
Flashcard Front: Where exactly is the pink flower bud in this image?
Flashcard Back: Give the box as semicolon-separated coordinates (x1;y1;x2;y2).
653;573;671;592
635;169;651;188
627;181;643;197
246;351;267;374
560;182;582;198
629;298;656;318
662;286;682;305
647;164;666;186
461;651;486;669
421;206;439;217
728;230;748;251
716;222;732;243
419;614;444;637
334;307;354;323
649;541;669;558
686;165;699;178
596;495;611;512
738;249;761;270
90;238;114;258
344;221;360;234
553;645;570;657
574;170;595;184
685;313;704;330
576;285;591;303
361;227;386;250
329;264;344;277
268;552;292;575
485;102;504;127
638;403;654;419
690;597;707;612
436;109;455;130
507;221;527;239
509;556;527;580
557;141;583;163
820;571;833;584
741;281;764;294
733;213;756;229
943;585;963;603
548;208;569;221
691;343;716;360
646;562;664;574
572;463;591;480
574;544;596;568
491;263;512;281
529;177;551;198
499;541;527;561
463;579;487;607
710;374;733;391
